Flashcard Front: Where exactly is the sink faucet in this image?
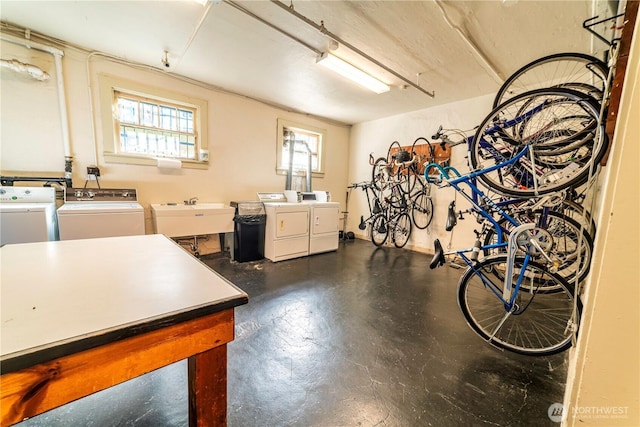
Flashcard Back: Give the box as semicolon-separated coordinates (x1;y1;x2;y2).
184;197;198;205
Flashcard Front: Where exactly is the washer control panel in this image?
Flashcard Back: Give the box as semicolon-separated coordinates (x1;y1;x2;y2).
64;188;138;202
0;186;56;203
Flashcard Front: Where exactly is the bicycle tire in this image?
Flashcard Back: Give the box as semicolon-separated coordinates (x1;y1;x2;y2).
398;168;418;195
457;255;580;356
411;191;434;230
482;209;593;284
371;157;392;192
387;141;403;164
493;52;608;108
381;181;408;210
471;88;607;197
393;212;412;248
371;214;388;246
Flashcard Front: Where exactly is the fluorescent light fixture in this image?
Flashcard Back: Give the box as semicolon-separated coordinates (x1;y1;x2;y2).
193;0;221;5
316;52;390;94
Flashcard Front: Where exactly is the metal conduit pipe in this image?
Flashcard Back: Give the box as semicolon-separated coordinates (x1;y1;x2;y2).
270;0;435;98
0;32;74;183
225;0;321;54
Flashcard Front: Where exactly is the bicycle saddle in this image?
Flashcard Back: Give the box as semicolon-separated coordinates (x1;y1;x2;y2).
430;239;446;269
445;201;457;231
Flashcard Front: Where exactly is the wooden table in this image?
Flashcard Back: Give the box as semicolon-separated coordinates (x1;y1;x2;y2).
0;234;248;426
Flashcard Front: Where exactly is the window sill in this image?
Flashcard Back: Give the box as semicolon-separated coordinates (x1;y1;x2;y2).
104;154;209;170
276;169;324;177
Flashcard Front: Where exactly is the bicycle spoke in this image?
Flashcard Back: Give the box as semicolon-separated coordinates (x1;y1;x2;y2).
458;255;579;356
472;88;606;197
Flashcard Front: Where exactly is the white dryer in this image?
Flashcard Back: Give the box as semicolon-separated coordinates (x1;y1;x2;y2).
303;191;339;255
258;192;310;262
308;201;340;255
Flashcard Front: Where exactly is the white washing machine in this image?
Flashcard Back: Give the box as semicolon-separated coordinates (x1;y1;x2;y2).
0;186;59;245
258;192;310;262
57;188;145;240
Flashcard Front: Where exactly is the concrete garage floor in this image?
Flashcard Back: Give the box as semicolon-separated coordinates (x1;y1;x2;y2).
18;239;568;426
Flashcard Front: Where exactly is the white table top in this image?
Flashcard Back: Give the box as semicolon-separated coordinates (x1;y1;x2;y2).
1;234;247;372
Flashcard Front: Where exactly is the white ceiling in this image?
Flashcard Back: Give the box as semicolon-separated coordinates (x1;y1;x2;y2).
0;0;611;125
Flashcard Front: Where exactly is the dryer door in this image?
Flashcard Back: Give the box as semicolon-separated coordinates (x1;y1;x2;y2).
275;211;309;238
311;205;339;236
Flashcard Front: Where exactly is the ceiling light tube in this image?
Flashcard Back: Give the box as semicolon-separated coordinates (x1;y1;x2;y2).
316;52;390;94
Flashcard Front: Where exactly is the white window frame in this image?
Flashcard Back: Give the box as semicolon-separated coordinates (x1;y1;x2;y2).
98;74;209;169
276;118;326;177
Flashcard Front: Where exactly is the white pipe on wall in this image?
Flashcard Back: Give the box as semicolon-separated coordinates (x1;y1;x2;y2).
0;32;73;171
52;52;71;160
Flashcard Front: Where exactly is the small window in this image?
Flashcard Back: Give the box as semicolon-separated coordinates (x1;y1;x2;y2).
98;75;208;169
276;119;326;176
115;92;197;160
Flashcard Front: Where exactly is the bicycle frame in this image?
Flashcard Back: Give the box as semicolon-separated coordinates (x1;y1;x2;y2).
425;146;559;311
353;182;382;230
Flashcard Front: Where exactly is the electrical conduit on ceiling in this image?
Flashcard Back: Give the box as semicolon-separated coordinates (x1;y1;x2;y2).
226;0;434;97
225;0;321;54
269;0;435;98
0;32;73;180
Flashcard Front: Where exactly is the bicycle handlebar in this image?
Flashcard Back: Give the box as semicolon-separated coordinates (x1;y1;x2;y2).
431;126;471;148
431;125;444;140
348;181;371;189
394;154;419;167
423;162;461;183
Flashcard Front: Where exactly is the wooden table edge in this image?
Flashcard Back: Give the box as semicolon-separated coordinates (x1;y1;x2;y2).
1;309;236;426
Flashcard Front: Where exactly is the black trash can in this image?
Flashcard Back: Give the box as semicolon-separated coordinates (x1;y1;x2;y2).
230;201;266;262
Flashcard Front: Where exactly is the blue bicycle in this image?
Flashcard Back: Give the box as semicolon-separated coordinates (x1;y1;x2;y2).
423;87;604;355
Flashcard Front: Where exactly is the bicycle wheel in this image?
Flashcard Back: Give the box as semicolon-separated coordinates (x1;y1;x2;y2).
457;255;580;356
378;181;406;210
372;157;392;192
556;198;596;239
471;88;607;197
493;52;608;108
411;190;434;229
371;214;388;246
392;212;412;248
397;166;417;195
483;210;593;284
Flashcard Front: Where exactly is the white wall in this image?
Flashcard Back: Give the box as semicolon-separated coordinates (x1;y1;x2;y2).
0;40;66;172
563;10;640;426
0;41;351;251
348;94;495;252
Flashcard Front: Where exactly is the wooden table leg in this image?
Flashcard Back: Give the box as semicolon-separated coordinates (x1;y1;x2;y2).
188;345;227;427
1;311;234;427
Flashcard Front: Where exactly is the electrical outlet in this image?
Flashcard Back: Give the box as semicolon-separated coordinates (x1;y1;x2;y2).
86;166;100;176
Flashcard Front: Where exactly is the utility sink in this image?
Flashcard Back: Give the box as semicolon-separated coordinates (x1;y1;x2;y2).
151;203;234;238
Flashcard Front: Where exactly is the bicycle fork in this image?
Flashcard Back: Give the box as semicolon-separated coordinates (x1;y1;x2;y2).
489;223;545;342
